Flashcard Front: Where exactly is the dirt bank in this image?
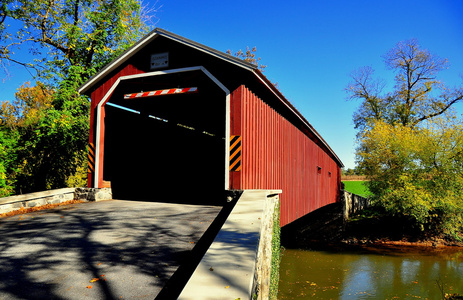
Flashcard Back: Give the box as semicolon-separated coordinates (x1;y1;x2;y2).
343;214;463;248
281;202;462;249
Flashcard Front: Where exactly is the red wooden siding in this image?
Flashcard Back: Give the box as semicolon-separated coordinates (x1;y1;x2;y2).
230;85;341;226
88;64;144;187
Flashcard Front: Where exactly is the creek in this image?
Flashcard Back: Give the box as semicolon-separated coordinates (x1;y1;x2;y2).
278;244;463;299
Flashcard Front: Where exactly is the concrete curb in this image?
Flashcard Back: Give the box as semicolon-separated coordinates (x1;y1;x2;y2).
178;190;281;300
0;188;76;214
0;187;112;214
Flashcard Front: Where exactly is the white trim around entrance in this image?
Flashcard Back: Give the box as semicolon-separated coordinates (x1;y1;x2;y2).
94;66;231;190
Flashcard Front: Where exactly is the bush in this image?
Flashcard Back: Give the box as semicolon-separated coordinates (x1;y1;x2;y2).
358;119;463;239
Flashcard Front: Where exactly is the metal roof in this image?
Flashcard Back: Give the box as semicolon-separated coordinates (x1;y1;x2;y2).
78;28;343;167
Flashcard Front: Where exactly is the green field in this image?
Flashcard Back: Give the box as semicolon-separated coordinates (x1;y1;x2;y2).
342;181;373;197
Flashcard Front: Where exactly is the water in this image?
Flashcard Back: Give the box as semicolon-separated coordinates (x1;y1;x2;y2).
278;245;463;299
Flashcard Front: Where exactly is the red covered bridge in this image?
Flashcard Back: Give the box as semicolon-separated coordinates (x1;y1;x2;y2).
78;28;344;227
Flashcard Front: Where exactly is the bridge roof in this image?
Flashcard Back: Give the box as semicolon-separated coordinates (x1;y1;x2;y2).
78;28;343;167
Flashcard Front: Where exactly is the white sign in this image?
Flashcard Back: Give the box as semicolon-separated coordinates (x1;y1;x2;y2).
150;52;169;70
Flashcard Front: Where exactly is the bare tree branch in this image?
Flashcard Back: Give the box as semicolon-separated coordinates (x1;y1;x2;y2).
349;39;461;129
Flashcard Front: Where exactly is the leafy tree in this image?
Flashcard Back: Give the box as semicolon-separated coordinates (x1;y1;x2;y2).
0;126;17;197
343;168;355;176
0;82;85;193
1;0;153;194
357;118;463;237
227;46;267;72
1;0;151;81
342;167;364;176
0;1;9;35
1;82;53;127
0;82;53;195
347;39;463;131
226;46;280;89
350;40;463;239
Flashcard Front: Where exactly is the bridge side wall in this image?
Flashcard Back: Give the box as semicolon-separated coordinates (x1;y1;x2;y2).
230;85;341;226
0;188;112;214
178;190;280;300
341;190;370;221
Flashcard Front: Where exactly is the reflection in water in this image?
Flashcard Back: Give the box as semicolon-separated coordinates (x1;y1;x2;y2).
279;246;463;299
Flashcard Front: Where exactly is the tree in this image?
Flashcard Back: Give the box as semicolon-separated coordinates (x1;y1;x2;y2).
357;118;463;237
350;40;463;239
0;82;86;193
1;0;152;82
0;82;53;195
0;1;9;32
347;39;463;131
1;82;53;127
0;0;153;194
226;46;280;89
0;126;17;197
342;168;356;176
227;46;267;72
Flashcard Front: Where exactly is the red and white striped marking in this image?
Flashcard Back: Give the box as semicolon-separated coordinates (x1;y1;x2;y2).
124;87;198;99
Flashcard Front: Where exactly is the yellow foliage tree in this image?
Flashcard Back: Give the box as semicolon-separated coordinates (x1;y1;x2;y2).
357;118;463;236
1;82;53;128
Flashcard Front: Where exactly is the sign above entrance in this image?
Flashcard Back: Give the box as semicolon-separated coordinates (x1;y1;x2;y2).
124;87;198;99
150;52;169;70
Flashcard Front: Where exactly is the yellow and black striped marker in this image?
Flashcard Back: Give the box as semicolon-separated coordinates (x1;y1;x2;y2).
88;143;95;174
230;135;241;172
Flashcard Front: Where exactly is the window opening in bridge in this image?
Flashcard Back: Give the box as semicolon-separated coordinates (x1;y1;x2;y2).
177;123;195;130
106;102;140;114
317;166;322;175
329;172;332;178
148;115;168;122
202;131;215;137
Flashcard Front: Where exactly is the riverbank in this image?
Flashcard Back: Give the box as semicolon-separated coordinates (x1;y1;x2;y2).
343;213;463;248
280;202;463;250
341;233;463;248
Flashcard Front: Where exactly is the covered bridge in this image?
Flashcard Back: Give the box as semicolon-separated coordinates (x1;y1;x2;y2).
78;28;344;226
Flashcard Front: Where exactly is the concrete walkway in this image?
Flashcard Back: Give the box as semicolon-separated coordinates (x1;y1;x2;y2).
0;199;222;299
179;190;271;300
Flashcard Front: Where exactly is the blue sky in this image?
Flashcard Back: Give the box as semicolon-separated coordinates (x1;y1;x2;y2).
2;0;463;169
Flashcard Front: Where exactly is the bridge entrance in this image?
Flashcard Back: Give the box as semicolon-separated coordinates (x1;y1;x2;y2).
101;69;227;202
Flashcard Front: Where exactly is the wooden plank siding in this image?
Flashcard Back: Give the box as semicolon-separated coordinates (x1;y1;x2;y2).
88;64;144;187
230;85;341;226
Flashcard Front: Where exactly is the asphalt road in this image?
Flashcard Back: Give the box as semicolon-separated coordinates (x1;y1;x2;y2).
0;199;222;299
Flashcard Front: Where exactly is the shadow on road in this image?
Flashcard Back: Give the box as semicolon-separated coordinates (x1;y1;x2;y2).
0;199;223;299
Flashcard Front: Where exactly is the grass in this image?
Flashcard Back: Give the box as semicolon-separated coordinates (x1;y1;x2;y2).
342;180;373;197
269;199;281;300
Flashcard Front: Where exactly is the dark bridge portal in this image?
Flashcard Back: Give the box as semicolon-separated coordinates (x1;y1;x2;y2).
103;71;226;202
